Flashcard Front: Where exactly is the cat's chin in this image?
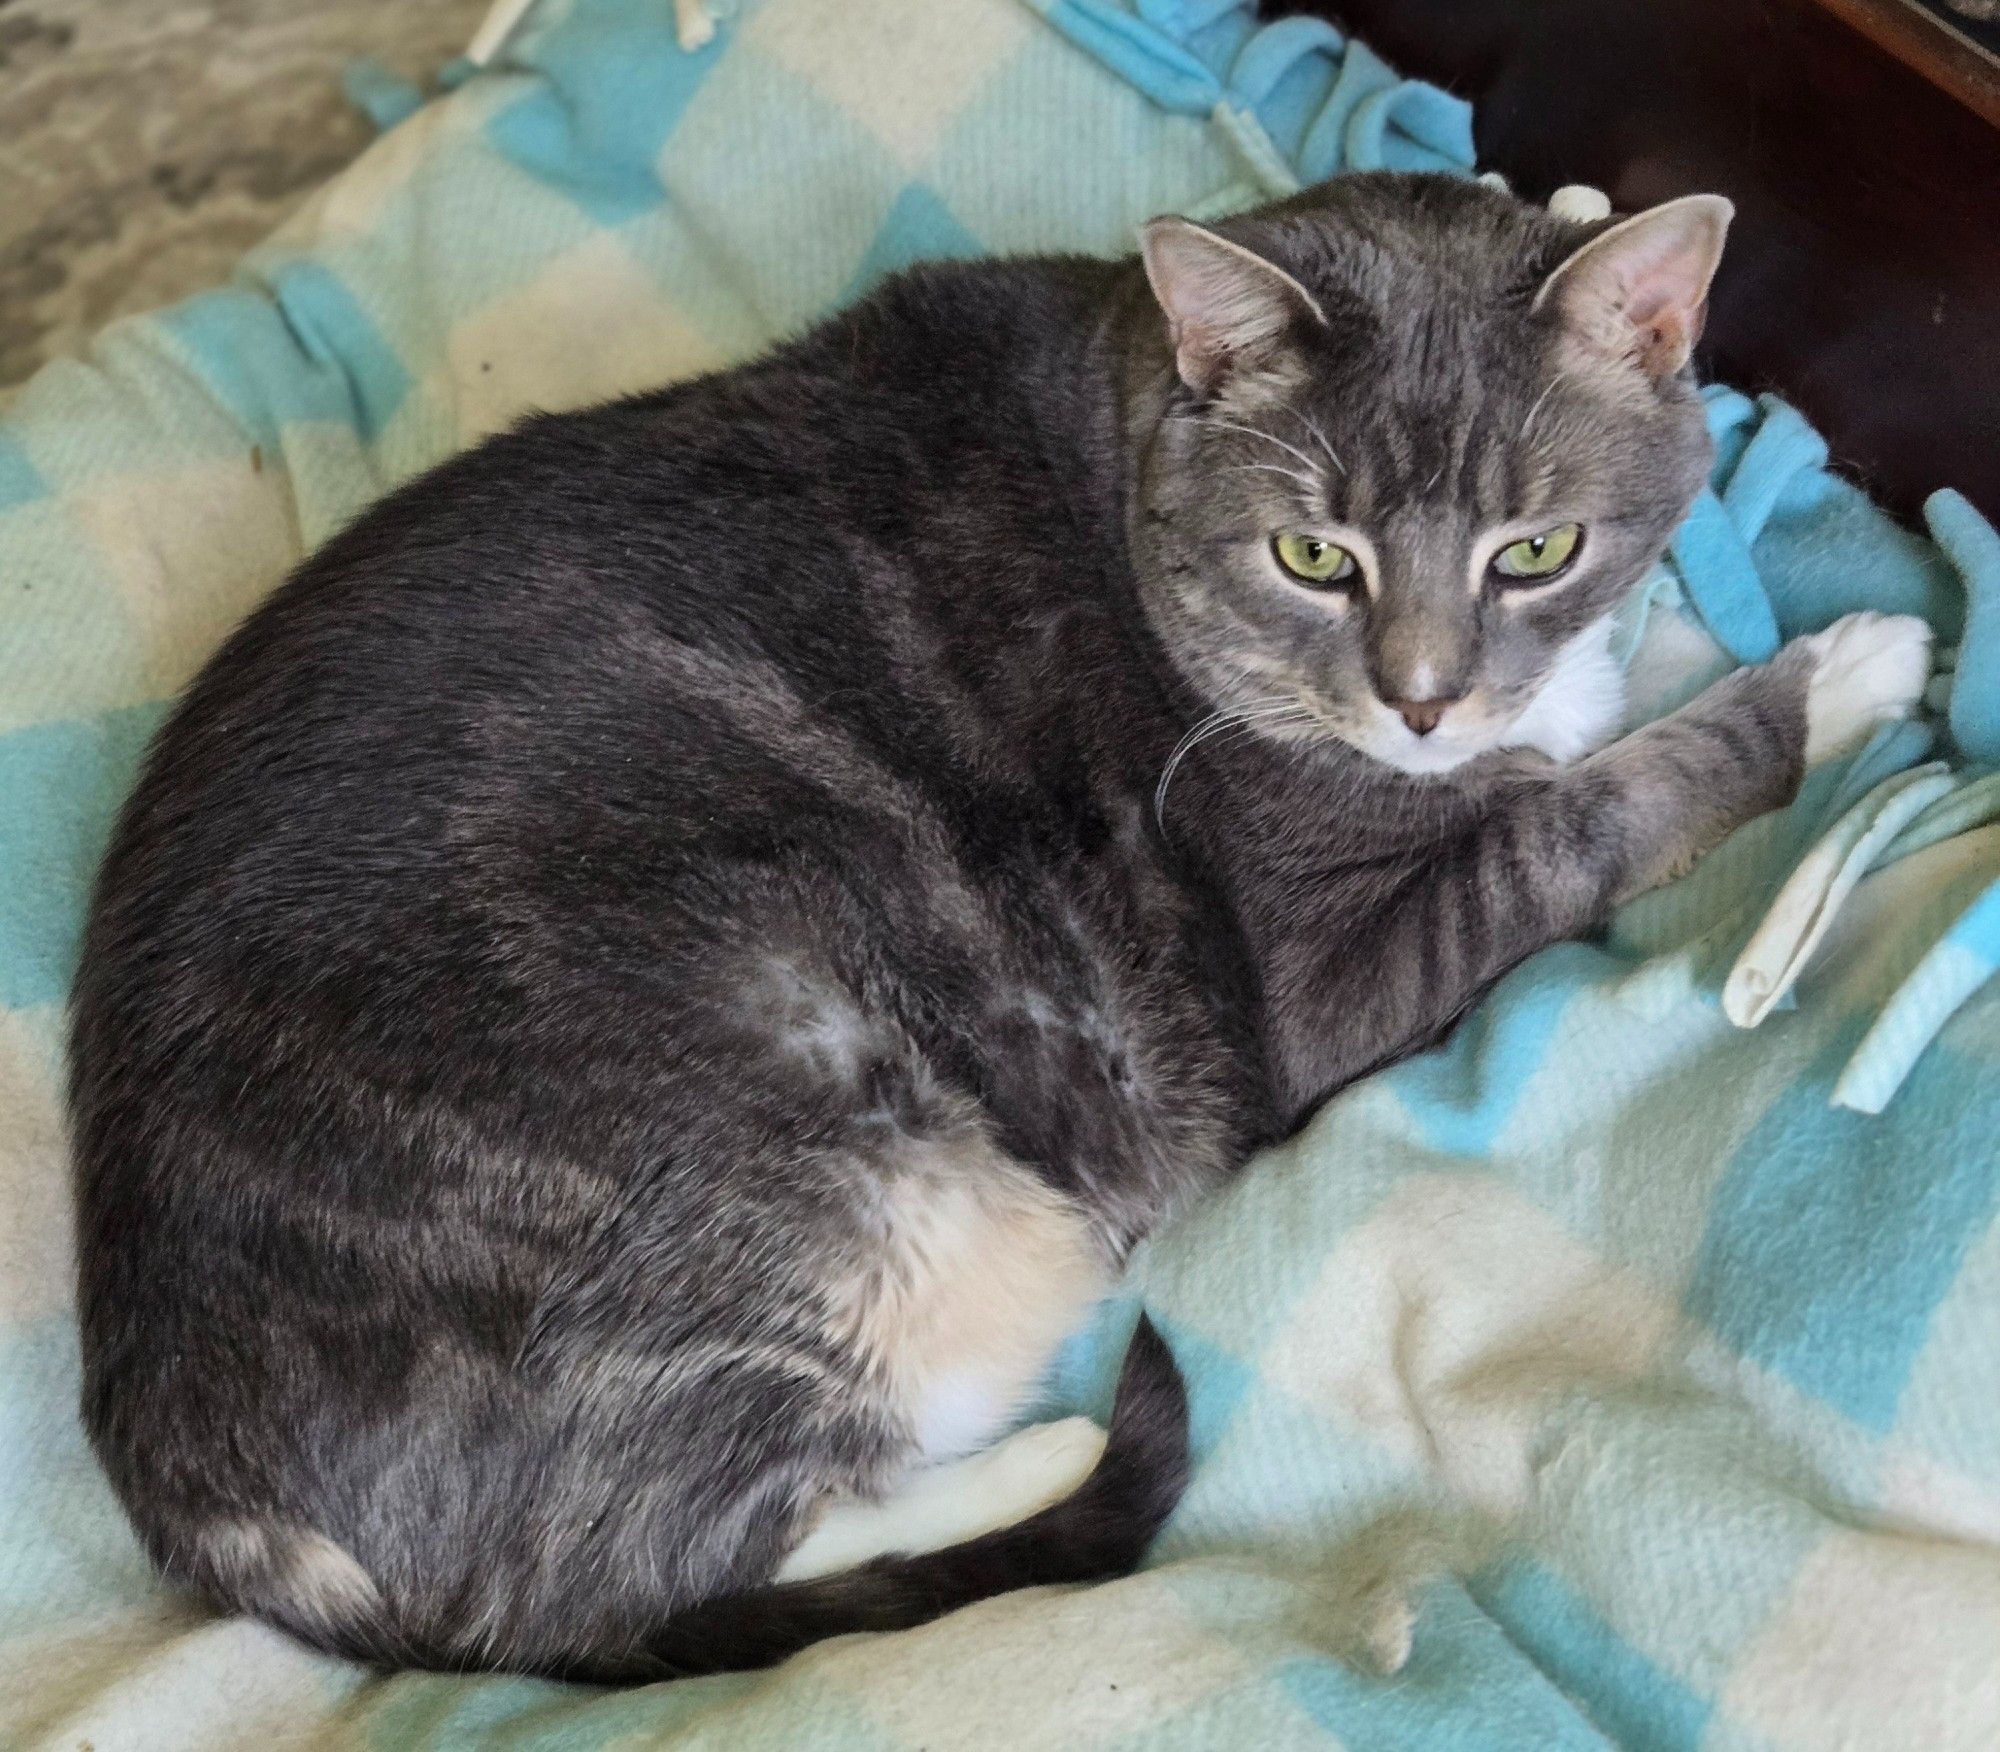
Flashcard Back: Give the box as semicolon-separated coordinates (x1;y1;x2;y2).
1345;727;1489;777
1328;694;1506;777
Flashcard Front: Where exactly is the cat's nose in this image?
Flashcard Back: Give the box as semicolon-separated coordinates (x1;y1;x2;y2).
1384;696;1459;737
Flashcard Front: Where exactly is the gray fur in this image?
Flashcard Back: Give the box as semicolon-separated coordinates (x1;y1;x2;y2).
69;174;1813;1679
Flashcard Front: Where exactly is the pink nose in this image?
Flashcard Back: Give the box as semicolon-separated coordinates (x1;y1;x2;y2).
1385;697;1458;737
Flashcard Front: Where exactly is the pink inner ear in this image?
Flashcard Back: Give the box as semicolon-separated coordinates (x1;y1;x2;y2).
1140;217;1325;397
1633;320;1678;379
1623;270;1708;378
1542;195;1731;381
1621;256;1701;335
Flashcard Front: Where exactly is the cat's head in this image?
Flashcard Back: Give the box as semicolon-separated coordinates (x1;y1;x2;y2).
1129;174;1729;777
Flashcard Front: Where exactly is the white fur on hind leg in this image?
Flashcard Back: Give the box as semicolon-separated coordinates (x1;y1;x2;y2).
776;1417;1108;1583
1800;611;1932;765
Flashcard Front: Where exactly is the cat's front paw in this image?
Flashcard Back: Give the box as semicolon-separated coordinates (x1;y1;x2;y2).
1798;611;1932;765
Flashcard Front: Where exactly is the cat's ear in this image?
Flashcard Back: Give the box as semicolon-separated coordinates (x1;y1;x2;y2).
1139;217;1325;398
1534;194;1733;382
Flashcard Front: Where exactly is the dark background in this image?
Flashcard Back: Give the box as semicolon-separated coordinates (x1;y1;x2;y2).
1291;0;2000;527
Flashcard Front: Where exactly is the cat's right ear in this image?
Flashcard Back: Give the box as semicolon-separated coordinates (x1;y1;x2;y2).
1139;217;1325;398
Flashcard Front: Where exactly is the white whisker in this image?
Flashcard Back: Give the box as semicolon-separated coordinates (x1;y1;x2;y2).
1154;700;1313;831
1520;378;1561;444
1223;463;1318;490
1289;408;1349;478
1207;418;1324;478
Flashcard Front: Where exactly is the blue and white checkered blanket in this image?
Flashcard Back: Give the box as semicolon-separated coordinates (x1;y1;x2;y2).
3;2;1997;1746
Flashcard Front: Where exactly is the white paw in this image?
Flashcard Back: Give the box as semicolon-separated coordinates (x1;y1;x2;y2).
1359;1588;1416;1676
969;1416;1108;1518
777;1418;1111;1581
1800;611;1932;765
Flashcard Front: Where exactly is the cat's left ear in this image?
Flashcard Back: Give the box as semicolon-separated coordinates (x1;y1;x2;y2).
1139;217;1325;398
1534;194;1733;382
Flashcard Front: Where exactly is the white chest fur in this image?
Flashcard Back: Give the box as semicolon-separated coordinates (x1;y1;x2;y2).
1501;615;1627;764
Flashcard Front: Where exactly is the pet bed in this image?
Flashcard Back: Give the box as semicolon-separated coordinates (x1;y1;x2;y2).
2;2;1997;1746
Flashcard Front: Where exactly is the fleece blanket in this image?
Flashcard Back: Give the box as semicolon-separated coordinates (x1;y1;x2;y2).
2;1;1998;1747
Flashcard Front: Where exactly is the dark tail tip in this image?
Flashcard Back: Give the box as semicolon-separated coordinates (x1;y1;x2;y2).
604;1313;1191;1682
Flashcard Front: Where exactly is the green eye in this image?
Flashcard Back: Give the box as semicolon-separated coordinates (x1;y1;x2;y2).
1272;531;1359;588
1492;523;1583;583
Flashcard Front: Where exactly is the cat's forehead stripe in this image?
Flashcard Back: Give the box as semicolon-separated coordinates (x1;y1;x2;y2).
1312;386;1550;528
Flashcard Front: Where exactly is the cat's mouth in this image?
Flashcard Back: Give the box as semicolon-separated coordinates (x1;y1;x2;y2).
1350;704;1506;776
1180;680;1533;784
1282;688;1517;778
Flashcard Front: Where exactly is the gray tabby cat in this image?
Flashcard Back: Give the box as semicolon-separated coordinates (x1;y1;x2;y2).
69;173;1928;1681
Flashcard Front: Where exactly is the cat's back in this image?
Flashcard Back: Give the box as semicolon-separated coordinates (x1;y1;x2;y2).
65;248;1244;1474
67;249;1180;1249
78;253;1133;973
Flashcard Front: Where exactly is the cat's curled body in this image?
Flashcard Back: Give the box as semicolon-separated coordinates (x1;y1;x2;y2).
69;176;1927;1679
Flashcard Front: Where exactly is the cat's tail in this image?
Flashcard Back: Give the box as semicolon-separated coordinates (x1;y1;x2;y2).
591;1314;1190;1683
